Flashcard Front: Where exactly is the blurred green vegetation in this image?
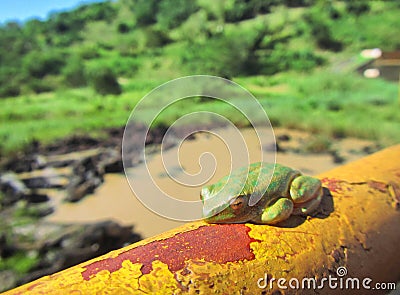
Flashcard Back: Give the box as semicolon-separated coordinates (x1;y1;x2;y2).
0;251;39;275
0;0;399;154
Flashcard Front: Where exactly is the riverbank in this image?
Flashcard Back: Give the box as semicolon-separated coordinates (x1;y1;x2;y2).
0;123;383;292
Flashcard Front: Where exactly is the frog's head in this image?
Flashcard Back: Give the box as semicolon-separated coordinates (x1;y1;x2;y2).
200;182;259;223
200;162;270;223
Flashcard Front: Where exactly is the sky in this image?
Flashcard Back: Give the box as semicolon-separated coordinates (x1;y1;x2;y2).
0;0;106;23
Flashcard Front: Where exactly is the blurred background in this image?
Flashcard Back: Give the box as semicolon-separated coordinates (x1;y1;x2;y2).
0;0;399;292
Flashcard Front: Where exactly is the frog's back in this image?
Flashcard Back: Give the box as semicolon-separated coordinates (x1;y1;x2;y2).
207;162;300;199
244;162;300;199
261;163;300;197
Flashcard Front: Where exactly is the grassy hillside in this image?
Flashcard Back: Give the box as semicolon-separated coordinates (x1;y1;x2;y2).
0;0;399;154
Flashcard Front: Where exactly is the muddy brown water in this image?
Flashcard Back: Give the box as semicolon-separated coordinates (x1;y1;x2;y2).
46;127;375;238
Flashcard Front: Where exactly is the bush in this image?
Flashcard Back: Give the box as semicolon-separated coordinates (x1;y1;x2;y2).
143;28;172;48
303;8;343;52
284;0;315;7
224;0;281;22
303;135;332;153
135;0;158;26
76;2;117;22
117;23;130;34
22;50;65;78
156;0;198;29
0;67;21;98
258;46;325;74
45;13;83;46
62;56;87;87
26;78;56;94
86;66;121;95
314;25;343;52
224;0;257;22
181;36;250;77
77;45;101;60
345;1;370;16
0;83;20;98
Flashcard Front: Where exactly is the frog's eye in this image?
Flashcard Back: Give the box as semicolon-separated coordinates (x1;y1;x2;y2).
230;196;246;210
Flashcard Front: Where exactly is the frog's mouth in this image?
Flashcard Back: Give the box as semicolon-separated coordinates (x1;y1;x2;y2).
203;210;253;224
202;197;255;223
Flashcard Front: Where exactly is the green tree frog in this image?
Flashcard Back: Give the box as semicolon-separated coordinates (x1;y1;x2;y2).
200;162;323;224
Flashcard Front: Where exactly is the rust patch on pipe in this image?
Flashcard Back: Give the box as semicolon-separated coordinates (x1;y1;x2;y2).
81;224;258;280
367;180;388;193
321;177;344;193
388;181;400;210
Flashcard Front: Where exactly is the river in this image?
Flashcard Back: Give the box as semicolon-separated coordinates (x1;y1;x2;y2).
46;127;374;238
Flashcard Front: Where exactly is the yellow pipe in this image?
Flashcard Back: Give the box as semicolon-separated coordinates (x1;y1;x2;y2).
2;145;400;294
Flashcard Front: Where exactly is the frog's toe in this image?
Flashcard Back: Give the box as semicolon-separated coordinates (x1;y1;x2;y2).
290;176;322;203
292;194;323;215
259;198;294;225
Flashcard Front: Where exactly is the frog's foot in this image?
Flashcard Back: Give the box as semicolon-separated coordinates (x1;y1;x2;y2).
290;175;322;203
257;198;294;225
290;175;323;216
292;194;323;215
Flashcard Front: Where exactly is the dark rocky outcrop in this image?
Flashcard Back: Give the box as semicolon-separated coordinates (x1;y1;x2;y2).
21;175;67;189
0;173;29;206
1;155;46;173
0;219;142;291
65;155;104;202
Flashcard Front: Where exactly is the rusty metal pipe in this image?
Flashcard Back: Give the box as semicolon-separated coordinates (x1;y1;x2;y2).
3;145;400;294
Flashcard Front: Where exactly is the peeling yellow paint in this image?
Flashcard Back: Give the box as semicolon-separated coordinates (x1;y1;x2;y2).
138;261;179;294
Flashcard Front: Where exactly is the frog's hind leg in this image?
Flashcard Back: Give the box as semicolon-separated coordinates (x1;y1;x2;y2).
257;198;294;225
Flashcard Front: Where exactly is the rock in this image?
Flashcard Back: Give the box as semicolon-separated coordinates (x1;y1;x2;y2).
58;221;141;264
145;125;167;145
98;149;124;173
21;174;68;189
21;177;49;189
1;154;46;173
45;158;75;168
276;142;285;152
262;143;277;152
0;233;8;257
24;192;49;203
363;144;381;155
330;150;346;164
72;155;104;178
103;157;123;173
64;156;104;202
65;180;99;202
0;173;29;206
9;220;142;289
33;203;54;217
44;136;100;155
277;134;291;141
0;270;18;293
